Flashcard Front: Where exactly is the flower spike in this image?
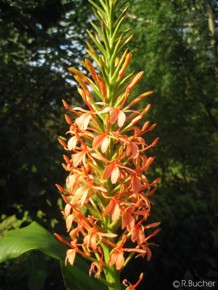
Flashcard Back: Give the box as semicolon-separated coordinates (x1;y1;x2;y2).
56;1;160;289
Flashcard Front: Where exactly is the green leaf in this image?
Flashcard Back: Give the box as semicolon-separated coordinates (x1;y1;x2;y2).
27;251;47;290
0;222;66;262
61;261;107;290
88;0;106;18
0;222;107;290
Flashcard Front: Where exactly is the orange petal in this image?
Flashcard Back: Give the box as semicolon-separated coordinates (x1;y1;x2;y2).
127;91;153;108
103;163;115;179
110;108;119;124
127;71;144;91
93;134;106;150
108;251;117;267
132;175;142;193
76;113;92;130
144;222;161;229
66;174;76;189
111;203;121;221
126;142;139;159
119;52;132;78
66;214;74;232
72;151;86;167
84;58;98;82
116;251;125;270
101;136;109;153
103;200;115;217
97;75;107;98
65;249;76;265
118;111;126;127
111;166;120;184
67;136;78;151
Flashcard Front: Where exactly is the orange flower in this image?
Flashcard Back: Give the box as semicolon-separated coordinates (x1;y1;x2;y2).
65;247;76;265
103;198;122;221
92;133;109;153
109;107;126;127
123;273;144;290
109;248;125;270
84;227;117;252
103;162;120;184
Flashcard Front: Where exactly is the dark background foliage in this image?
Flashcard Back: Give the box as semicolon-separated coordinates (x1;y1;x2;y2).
0;0;218;289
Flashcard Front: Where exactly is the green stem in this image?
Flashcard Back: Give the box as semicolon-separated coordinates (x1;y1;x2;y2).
101;244;122;290
104;266;122;290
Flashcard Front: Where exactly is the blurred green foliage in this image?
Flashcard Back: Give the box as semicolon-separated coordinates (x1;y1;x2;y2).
0;0;218;289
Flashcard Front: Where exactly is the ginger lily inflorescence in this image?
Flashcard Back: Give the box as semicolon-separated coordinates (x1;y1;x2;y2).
55;0;160;289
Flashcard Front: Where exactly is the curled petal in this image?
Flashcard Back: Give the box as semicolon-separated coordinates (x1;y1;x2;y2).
89;262;102;278
75;186;89;206
123;273;144;290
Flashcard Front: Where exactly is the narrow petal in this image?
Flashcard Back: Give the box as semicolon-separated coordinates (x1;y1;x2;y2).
67;136;78;151
103;200;115;217
132;175;142;193
110;109;119;124
111;202;121;221
118;52;132;78
127;71;144;91
65;249;76;265
66;214;74;232
111;166;120;184
66;174;76;189
76;113;92;130
118;110;126;127
103;163;115;179
101;136;109;153
93;134;106;150
116;251;125;270
72;151;86;167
